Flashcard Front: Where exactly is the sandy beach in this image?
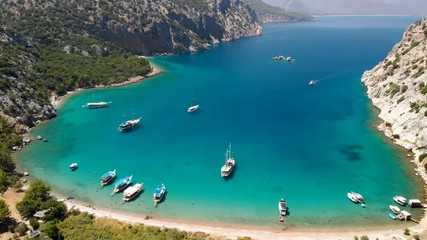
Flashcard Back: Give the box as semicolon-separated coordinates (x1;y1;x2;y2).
59;198;424;240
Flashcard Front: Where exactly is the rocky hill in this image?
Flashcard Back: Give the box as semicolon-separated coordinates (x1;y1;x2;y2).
0;0;262;55
361;17;427;169
0;0;263;131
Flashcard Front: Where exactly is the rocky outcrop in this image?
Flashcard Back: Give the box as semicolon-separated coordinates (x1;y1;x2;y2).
361;17;427;178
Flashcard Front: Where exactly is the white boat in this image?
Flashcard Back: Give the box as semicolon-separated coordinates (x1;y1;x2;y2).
309;80;316;86
393;196;407;206
278;198;287;216
83;101;111;109
221;142;236;178
153;183;166;206
69;163;78;171
187;98;199;113
82;94;111;109
389;205;401;214
100;169;116;186
118;117;142;131
114;175;133;192
123;183;143;201
187;104;199;113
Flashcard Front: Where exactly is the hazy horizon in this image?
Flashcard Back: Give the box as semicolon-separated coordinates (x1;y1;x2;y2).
261;0;427;16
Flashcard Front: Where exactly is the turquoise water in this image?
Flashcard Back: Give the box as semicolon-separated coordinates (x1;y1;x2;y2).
16;16;424;229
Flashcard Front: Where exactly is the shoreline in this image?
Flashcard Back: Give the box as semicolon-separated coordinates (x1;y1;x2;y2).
50;63;162;109
60;198;421;240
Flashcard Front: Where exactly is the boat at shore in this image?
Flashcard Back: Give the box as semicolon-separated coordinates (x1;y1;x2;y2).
114;175;133;193
393;196;407;206
123;183;143;201
100;169;116;186
389;205;401;214
153;183;166;206
69;163;78;171
221;142;235;178
278;198;287;216
118;117;142;132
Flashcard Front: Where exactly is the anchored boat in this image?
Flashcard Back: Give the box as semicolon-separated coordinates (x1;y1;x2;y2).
153;183;166;206
114;175;133;193
278;198;288;216
123;183;143;201
118;117;142;132
100;169;116;186
221;142;235;178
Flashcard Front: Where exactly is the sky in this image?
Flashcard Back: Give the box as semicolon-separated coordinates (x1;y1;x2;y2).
262;0;427;16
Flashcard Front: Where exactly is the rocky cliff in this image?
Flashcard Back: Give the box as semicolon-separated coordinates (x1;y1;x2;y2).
361;17;427;171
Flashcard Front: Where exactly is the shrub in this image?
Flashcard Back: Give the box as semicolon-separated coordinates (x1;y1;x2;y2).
420;153;427;162
388;83;400;97
385;122;392;127
15;222;28;236
401;84;408;93
29;218;39;230
397;96;405;104
392;134;400;139
404;228;410;235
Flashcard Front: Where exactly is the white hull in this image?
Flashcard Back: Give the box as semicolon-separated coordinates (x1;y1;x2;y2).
278;199;287;216
187;104;199;112
69;163;78;171
221;158;235;177
84;102;111;108
123;183;143;201
118;117;142;131
389;205;401;214
393;196;407;206
221;143;236;178
347;192;359;203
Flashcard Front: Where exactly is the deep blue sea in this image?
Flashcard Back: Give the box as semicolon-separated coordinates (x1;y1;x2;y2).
16;16;425;229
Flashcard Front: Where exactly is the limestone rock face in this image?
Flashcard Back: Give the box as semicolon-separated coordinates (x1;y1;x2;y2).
361;16;427;163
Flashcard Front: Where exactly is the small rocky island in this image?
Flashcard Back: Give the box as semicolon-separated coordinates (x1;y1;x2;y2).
362;17;427;178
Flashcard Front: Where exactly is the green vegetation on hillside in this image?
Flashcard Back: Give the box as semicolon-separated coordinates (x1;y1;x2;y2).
0;117;21;193
33;36;152;95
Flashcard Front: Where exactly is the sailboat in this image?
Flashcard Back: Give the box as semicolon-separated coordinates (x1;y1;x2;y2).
221;142;235;178
187;98;199;113
82;94;111;109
